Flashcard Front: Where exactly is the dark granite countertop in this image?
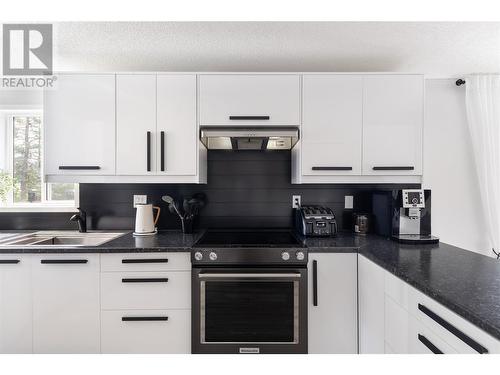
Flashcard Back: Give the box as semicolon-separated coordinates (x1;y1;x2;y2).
302;232;363;252
1;229;500;341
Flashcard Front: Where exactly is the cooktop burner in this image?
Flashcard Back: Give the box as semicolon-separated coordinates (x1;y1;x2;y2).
194;230;304;248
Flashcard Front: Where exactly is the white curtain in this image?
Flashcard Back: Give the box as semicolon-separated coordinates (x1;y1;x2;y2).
465;74;500;258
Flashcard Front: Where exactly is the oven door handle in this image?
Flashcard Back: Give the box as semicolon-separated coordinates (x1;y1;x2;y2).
198;273;302;279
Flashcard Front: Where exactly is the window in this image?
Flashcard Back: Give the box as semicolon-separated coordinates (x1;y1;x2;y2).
0;112;78;211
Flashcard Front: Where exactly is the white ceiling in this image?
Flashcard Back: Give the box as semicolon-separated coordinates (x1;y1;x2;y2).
48;22;500;76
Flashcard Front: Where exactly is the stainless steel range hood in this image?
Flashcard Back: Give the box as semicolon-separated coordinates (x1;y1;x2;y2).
200;127;299;150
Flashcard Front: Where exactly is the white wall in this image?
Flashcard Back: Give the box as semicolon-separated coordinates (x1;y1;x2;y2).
0;90;43;110
424;79;491;257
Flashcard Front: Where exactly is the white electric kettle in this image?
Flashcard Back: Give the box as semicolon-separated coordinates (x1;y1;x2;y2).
134;204;161;236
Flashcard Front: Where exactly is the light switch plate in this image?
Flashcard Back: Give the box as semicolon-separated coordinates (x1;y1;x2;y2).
345;195;354;209
133;195;147;208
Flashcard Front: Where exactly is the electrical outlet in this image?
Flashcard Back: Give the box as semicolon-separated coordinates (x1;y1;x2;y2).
292;195;301;209
133;195;147;208
345;195;354;209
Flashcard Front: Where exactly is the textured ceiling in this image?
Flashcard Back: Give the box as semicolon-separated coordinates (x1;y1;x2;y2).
41;22;500;75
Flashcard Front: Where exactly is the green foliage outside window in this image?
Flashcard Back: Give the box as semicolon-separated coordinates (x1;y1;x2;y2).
0;170;13;203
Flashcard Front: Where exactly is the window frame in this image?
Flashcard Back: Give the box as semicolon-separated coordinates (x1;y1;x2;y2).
0;111;79;213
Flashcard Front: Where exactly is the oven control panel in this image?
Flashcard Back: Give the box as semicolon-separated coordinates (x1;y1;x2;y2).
191;248;308;266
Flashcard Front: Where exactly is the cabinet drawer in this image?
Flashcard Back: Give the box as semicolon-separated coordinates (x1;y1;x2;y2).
101;309;190;353
199;74;300;126
408;315;457;354
408;286;500;354
101;252;190;272
101;271;191;310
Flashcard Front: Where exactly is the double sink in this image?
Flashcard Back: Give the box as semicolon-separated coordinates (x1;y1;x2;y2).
0;231;125;247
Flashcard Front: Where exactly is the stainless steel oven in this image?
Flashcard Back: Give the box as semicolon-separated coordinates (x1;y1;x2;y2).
192;267;307;354
191;230;308;354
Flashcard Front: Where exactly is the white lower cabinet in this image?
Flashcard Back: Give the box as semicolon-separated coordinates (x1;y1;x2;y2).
308;253;358;353
100;253;191;354
384;295;409;353
0;255;32;353
358;255;385;353
32;254;100;353
101;309;190;354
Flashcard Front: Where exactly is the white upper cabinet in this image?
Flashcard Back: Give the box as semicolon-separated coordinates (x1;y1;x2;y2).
199;74;300;126
362;75;424;175
116;74;157;175
44;74;116;176
157;75;197;175
301;75;363;175
116;74;198;177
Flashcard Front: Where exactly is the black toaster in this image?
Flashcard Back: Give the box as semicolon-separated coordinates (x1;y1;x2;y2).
295;205;338;237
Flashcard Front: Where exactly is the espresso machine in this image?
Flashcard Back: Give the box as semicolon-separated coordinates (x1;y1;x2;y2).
372;189;439;244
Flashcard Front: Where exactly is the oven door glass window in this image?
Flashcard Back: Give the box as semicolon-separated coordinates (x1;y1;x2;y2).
201;279;299;344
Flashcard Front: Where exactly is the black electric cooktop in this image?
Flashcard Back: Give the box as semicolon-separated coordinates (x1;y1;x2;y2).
194;230;305;248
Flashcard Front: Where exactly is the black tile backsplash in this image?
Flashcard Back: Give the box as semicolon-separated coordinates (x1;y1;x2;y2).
0;151;418;231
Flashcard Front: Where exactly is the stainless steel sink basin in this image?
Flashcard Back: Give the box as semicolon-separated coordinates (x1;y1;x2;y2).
0;231;126;247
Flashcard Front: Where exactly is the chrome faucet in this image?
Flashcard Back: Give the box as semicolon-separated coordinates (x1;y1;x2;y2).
70;208;87;233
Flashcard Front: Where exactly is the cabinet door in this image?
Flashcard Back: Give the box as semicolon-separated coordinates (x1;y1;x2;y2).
116;74;157;175
358;255;385;353
199;74;300;126
384;295;409;353
0;255;32;353
308;253;357;353
44;74;115;175
362;75;423;175
302;75;362;175
32;254;100;353
157;75;197;175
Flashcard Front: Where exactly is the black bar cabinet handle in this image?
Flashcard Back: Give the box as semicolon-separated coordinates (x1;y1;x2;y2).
312;166;353;171
229;116;270;120
146;131;151;172
121;278;169;283
372;166;415;171
122;258;169;264
122;316;168;322
418;334;443;354
418;303;488;354
0;259;20;264
312;260;318;306
160;131;165;172
59;166;100;170
41;259;88;264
